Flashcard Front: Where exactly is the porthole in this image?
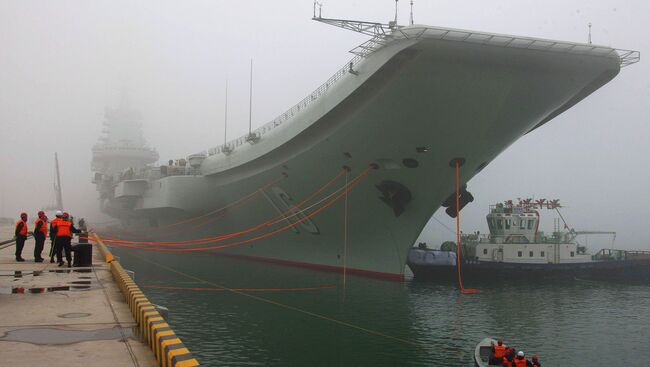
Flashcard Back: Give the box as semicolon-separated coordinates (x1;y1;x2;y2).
402;158;419;168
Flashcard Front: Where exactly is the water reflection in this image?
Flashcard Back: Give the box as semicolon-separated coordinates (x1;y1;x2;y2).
115;249;650;366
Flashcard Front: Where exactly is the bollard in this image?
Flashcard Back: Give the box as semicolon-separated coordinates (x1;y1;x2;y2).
72;242;93;267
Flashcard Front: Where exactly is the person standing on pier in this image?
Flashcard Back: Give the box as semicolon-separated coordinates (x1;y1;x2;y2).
53;212;80;267
49;210;62;263
33;211;48;262
14;212;28;262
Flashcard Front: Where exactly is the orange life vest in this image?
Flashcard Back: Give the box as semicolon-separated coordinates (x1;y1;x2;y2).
50;217;61;233
513;357;528;367
55;220;72;238
35;218;48;236
15;220;28;236
494;345;506;359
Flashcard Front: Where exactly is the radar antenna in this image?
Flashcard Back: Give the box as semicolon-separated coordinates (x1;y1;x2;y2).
588;22;592;44
409;0;414;25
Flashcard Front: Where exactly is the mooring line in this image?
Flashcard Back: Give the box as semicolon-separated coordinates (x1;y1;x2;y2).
124;252;431;349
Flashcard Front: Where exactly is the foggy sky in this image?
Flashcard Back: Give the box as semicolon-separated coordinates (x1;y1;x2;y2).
0;1;648;251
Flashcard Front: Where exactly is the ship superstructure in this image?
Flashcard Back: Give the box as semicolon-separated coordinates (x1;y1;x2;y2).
92;98;159;218
92;13;639;280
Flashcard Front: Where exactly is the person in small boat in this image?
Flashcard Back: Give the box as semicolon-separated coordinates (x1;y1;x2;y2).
502;348;516;366
512;351;533;367
531;355;541;367
489;339;507;365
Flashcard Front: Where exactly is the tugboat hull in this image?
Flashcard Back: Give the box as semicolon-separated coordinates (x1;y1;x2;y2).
408;259;650;283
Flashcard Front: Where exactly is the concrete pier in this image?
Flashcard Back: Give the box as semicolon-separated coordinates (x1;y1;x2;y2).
0;226;158;367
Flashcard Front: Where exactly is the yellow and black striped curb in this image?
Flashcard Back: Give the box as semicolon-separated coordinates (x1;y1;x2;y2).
91;234;200;367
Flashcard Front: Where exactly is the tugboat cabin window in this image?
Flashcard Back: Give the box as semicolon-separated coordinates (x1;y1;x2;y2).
570;251;575;257
541;251;545;257
529;251;534;257
505;219;511;229
520;219;526;229
527;220;535;230
518;251;522;257
483;249;488;255
497;220;503;230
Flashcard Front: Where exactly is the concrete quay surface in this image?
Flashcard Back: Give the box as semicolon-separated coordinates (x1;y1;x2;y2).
0;227;157;367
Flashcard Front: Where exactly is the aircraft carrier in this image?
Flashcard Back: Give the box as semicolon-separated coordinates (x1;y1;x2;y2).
91;14;639;280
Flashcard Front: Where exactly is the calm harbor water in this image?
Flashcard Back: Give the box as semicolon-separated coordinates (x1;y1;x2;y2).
114;248;650;366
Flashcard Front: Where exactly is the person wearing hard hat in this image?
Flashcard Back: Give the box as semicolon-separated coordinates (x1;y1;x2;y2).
531;355;541;367
53;212;80;267
33;211;48;262
512;351;533;367
14;213;28;262
49;210;63;263
490;339;507;365
503;348;516;367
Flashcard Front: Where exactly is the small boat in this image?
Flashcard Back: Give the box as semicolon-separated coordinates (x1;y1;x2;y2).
408;198;650;283
474;337;499;367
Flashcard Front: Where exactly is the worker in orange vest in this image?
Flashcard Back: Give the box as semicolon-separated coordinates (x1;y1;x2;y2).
531;355;541;367
53;212;80;267
490;339;507;365
503;348;516;367
14;213;29;262
49;210;63;263
512;351;533;367
33;211;48;262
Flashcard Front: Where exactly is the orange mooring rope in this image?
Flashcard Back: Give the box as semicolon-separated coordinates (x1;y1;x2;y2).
94;168;347;246
95;166;373;252
455;159;479;295
101;175;286;239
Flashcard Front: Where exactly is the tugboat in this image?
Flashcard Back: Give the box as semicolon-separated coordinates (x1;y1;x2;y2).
408;199;650;282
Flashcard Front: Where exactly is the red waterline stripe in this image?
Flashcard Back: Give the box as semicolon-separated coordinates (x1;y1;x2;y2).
219;253;405;282
142;285;337;292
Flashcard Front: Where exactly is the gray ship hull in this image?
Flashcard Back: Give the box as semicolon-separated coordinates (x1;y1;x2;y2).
97;26;624;280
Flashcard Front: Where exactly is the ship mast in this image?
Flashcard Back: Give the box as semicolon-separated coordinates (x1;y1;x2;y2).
246;59;260;144
222;81;233;154
248;59;253;135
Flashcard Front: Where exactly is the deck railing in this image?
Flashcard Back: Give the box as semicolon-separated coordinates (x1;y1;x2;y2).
204;54;364;157
200;24;639;157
